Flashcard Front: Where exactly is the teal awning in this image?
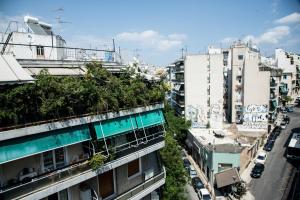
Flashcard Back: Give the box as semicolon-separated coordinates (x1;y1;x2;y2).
0;125;91;164
271;100;277;108
279;86;288;93
94;109;165;139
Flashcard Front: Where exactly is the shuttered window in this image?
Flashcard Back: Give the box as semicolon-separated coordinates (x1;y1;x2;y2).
127;159;140;178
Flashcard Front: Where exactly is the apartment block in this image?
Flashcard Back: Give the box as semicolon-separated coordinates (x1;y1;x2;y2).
275;49;300;101
0;104;166;200
228;42;270;132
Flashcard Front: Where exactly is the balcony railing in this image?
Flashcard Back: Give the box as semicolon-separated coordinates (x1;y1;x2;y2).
270;81;277;87
0;130;165;200
115;167;165;200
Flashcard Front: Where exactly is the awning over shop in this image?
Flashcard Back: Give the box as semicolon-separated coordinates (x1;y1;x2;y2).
0;55;34;85
215;168;241;189
94;109;165;139
0;125;91;164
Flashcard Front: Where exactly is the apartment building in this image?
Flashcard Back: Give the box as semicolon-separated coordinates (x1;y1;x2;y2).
169;48;224;129
275;49;300;101
228;42;270;132
0;16;124;79
0;104;166;200
0;17;166;200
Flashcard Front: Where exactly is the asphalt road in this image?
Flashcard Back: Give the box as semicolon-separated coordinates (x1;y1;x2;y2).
249;107;300;200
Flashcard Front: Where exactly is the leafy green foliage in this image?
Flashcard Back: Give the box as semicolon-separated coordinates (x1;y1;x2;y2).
160;133;188;200
164;103;191;144
232;181;247;199
88;153;106;170
0;62;166;127
160;103;191;200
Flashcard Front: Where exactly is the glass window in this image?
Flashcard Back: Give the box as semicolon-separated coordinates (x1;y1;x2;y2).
55;148;65;169
283;75;287;79
238;55;243;60
43;150;54;171
36;46;44;56
128;159;140;178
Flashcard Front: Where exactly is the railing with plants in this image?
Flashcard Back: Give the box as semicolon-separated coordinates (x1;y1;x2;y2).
0;127;165;200
0;62;167;129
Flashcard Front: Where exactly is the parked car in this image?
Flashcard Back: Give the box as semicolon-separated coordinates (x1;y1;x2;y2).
197;188;212;200
192;177;205;191
273;126;281;134
255;152;267;165
268;132;277;141
263;140;274;152
183;158;191;171
283;116;290;124
280;121;287;130
251;163;265;178
286;106;294;112
190;165;197;179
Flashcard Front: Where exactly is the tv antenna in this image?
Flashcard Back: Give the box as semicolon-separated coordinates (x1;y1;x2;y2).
52;7;71;34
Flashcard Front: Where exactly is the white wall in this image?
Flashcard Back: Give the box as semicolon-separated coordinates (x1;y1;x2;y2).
184;55;209;128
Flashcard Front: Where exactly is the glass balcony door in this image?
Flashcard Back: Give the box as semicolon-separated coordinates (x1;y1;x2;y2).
42;148;65;172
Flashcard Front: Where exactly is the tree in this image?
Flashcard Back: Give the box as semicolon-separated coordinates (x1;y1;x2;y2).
232;181;247;199
160;133;188;200
164;103;191;144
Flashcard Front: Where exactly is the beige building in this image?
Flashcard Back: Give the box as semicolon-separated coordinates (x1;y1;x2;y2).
229;42;270;132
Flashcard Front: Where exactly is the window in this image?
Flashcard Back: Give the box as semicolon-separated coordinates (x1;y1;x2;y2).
36;46;44;56
238;55;243;60
283;75;287;80
127;159;140;178
218;163;233;172
43;148;65;172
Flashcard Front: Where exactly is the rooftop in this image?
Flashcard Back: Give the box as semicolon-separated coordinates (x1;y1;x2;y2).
189;128;244;153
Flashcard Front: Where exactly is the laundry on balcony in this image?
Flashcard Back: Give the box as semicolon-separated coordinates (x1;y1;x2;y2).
0;125;91;164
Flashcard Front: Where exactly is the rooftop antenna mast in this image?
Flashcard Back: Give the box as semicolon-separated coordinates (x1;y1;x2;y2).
53;7;71;34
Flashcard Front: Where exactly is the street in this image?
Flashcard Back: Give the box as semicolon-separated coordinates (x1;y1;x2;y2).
249;107;300;200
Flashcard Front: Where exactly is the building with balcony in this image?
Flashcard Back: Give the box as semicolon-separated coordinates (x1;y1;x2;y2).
0;104;166;200
228;42;270;133
169;59;185;116
0;16;124;84
275;49;300;101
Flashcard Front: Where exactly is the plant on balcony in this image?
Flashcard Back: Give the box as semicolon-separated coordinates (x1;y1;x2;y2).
88;153;106;170
0;62;166;128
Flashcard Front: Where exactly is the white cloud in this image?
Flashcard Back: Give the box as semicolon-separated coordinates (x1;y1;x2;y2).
116;30;186;51
243;26;290;44
275;12;300;24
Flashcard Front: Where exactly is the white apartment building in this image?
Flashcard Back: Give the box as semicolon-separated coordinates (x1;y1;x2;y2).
184;48;224;130
229;42;270;132
275;49;300;101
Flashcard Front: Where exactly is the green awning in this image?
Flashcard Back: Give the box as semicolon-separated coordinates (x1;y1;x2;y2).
94;109;165;139
0;125;91;164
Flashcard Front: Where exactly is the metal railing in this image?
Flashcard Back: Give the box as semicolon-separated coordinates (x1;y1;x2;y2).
115;167;165;200
0;130;165;200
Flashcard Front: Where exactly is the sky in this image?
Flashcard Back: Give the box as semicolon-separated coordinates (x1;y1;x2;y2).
0;0;300;66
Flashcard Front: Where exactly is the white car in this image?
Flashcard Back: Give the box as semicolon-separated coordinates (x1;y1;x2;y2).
255;152;267;165
280;122;287;130
189;165;197;179
198;188;212;200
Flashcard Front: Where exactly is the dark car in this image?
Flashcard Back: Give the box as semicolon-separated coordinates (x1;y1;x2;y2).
192;177;205;191
183;158;191;170
263;140;274;151
283;116;290;124
273;126;281;135
268;132;277;141
251;163;265;178
286;106;294;112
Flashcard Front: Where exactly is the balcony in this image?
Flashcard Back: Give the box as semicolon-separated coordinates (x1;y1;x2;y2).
270;81;277;88
237;70;242;77
270;93;276;100
115;167;165;200
0;130;165;200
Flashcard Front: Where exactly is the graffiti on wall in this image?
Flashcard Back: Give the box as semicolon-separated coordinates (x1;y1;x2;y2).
186;105;207;128
242;104;268;129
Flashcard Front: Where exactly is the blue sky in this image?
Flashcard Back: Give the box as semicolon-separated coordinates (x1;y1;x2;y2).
1;0;300;65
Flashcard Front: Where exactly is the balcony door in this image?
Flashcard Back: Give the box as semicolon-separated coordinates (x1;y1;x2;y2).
98;170;115;199
42;147;65;172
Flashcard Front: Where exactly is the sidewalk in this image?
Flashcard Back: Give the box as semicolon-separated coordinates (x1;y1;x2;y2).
185;152;216;199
